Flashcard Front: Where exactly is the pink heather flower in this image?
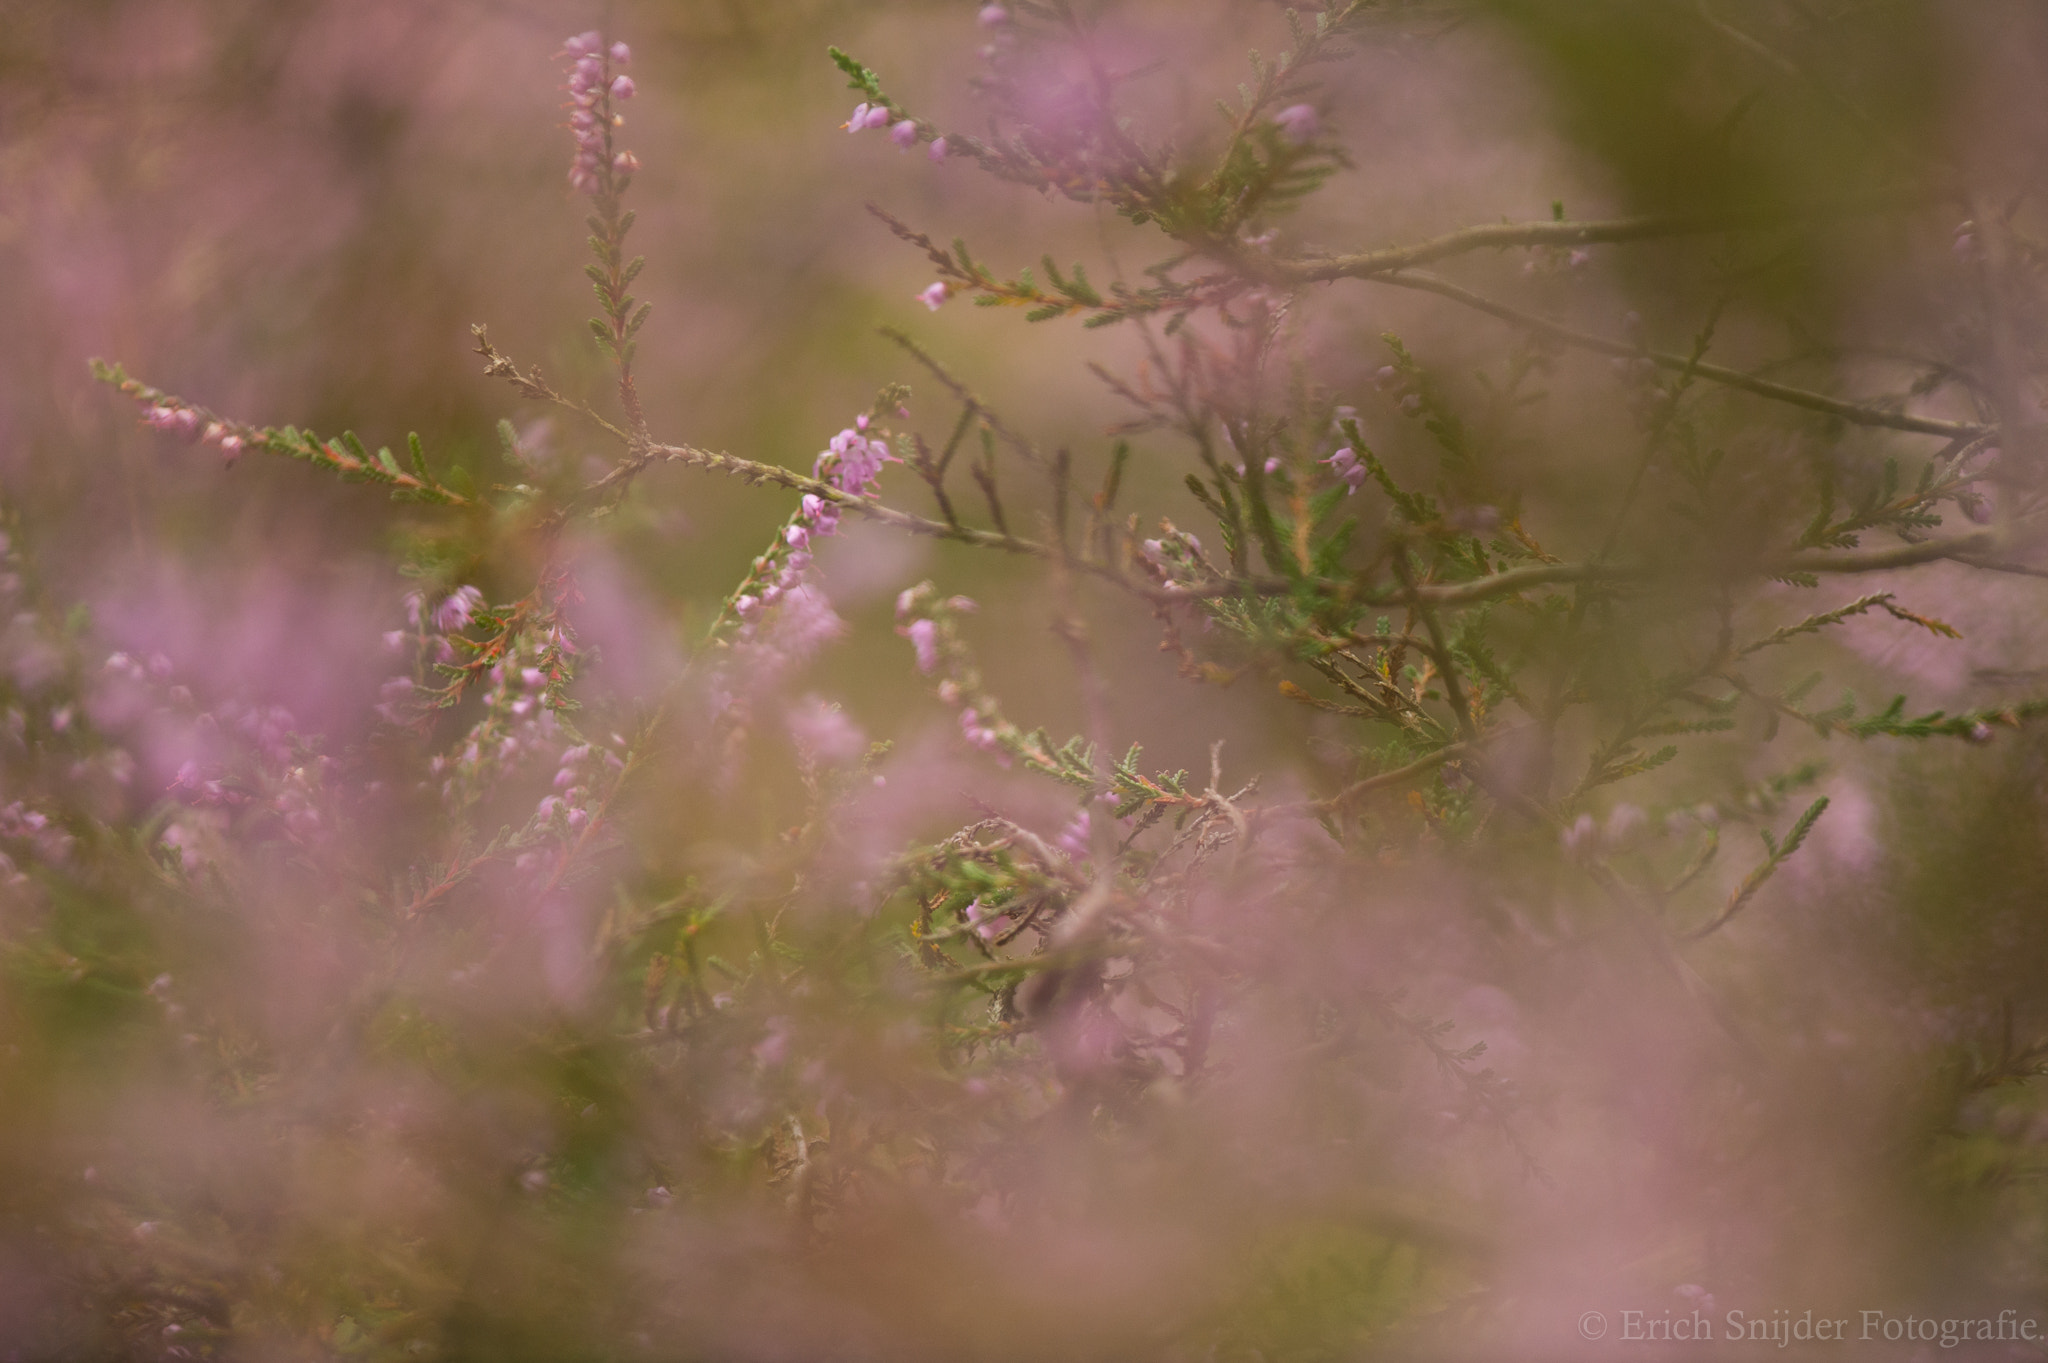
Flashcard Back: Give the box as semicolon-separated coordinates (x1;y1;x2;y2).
608;41;631;64
816;427;896;494
800;493;841;535
786;695;866;766
1274;104;1320;143
890;119;918;148
770;587;849;659
1561;812;1596;855
784;524;810;552
609;75;635;100
436;585;485;632
613;151;639;175
863;105;892;130
905;618;938;674
965;899;1012;941
958;709;1004;755
562;31;602;57
928;136;949;162
1322;447;1367;494
846;102;871;132
978;4;1010;26
917;281;950;311
1055;809;1091;860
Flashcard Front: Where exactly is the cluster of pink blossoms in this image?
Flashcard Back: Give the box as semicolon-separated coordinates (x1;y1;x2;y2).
533;741;622;833
0;800;74;867
377;585;488;725
711;419;899;743
1322;446;1367;495
845;101;944;162
561;31;636;195
139;403;245;460
893;588;1004;758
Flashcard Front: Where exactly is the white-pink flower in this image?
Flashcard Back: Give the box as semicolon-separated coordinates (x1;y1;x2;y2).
1274;104;1320;144
917;281;950;311
905;618;938;674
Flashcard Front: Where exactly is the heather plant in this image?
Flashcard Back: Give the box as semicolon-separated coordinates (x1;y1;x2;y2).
9;1;2048;1359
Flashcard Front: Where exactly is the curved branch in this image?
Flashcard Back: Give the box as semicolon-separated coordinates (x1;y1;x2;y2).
1373;271;1990;439
1248;193;1932;285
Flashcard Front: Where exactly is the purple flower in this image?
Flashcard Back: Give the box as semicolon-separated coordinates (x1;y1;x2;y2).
917;281;950;311
1274;104;1320;144
978;4;1010;26
864;104;892;129
928;136;949;162
561;31;602;57
846;102;871;132
608;41;631;65
609;75;635;101
891;119;918;149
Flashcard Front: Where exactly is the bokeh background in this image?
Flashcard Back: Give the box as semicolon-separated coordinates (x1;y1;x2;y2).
7;1;2048;1359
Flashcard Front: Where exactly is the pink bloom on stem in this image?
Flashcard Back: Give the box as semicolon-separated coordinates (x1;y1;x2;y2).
965;899;1012;941
928;136;949;162
786;695;866;766
609;75;635;100
608;41;631;64
978;4;1010;26
562;31;602;56
1274;104;1320;143
863;104;892;129
1055;809;1091;860
917;281;950;311
1322;446;1367;495
436;585;485;632
890;119;918;148
905;618;938;674
816;427;896;494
